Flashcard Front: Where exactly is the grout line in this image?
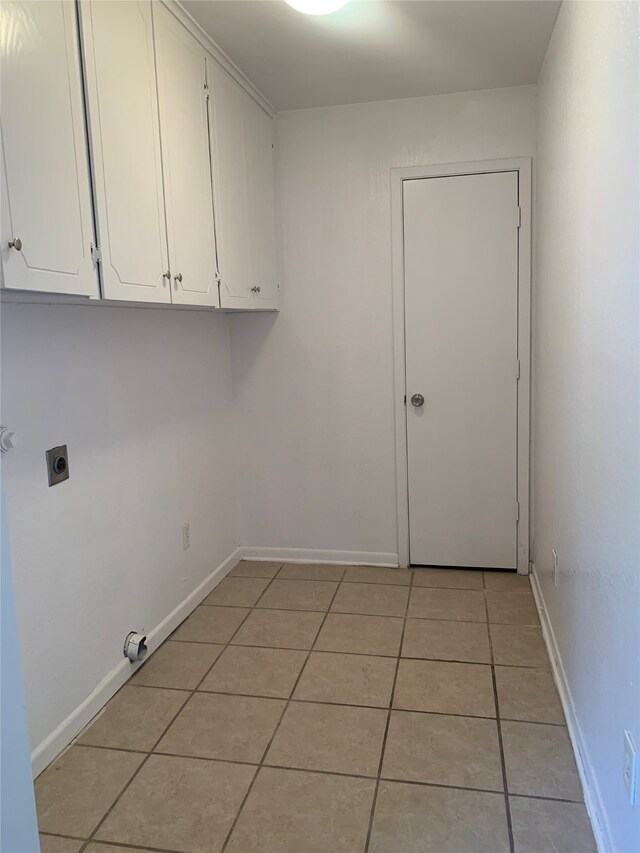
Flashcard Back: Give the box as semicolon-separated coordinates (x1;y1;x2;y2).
483;571;516;853
81;838;188;853
219;578;345;852
363;568;414;852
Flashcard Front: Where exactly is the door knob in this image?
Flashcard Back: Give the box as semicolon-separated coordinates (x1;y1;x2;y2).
8;236;22;251
411;394;425;407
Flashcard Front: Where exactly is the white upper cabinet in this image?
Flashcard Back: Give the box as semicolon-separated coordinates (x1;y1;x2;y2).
0;0;98;297
245;101;278;310
80;0;170;303
154;3;219;307
209;61;278;310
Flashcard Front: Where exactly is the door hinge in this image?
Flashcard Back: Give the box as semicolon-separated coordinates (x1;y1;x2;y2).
515;501;520;522
516;206;522;228
516;358;521;380
203;83;210;102
90;243;102;264
403;394;407;406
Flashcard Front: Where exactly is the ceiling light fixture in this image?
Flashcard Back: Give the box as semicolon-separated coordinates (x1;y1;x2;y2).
285;0;350;15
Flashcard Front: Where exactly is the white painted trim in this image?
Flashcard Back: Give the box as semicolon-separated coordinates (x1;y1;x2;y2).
163;1;275;118
530;567;612;853
240;547;398;567
31;546;243;778
390;157;532;572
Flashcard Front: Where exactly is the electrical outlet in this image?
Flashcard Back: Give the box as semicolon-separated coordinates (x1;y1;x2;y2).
624;730;638;805
182;522;191;551
552;549;559;586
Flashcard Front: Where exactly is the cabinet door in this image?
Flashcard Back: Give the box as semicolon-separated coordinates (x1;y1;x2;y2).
0;0;98;296
245;101;278;309
208;61;252;309
154;4;218;307
79;0;170;303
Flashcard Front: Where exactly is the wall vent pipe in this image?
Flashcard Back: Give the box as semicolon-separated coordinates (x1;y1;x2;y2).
123;631;147;662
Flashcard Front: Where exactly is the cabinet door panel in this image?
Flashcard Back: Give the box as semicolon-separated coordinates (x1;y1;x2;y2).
245;101;278;309
154;5;218;307
209;61;252;309
0;0;97;296
80;0;170;303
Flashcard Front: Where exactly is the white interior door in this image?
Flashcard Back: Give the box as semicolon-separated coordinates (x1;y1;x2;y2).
80;0;170;303
154;4;218;307
404;171;519;569
0;0;97;297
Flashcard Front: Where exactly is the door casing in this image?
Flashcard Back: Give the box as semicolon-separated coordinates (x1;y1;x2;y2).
390;158;531;572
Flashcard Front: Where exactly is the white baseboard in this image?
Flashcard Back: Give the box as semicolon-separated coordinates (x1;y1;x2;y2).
31;546;243;778
530;567;612;853
239;546;398;567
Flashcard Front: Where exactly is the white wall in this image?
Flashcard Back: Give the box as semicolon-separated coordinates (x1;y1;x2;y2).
533;3;640;851
230;85;536;561
1;303;240;760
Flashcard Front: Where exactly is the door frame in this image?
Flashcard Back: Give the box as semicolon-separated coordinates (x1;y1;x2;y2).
391;158;532;573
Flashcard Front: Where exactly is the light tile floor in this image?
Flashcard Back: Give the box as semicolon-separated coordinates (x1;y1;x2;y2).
37;562;597;853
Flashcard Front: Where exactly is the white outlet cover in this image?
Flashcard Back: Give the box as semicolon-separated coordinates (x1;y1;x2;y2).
624;730;638;806
182;523;191;551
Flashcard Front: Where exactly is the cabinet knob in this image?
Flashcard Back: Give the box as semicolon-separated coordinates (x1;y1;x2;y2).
174;273;183;283
8;236;22;251
163;270;171;280
251;285;261;294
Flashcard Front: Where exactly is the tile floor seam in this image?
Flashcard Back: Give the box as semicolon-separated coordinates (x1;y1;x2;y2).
76;569;286;853
218;577;345;853
363;567;415;853
81;839;188;853
484;571;516;853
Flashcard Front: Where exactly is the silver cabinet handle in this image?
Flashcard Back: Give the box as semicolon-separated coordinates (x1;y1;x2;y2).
8;237;22;251
411;394;425;407
174;273;183;283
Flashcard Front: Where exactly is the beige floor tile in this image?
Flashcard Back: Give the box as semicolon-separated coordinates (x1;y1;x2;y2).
132;640;223;690
402;617;491;663
199;645;307;698
156;692;285;763
35;746;143;838
412;568;484;589
484;570;532;592
226;767;375;853
78;686;188;751
278;562;346;581
369;781;509;853
228;560;282;578
172;606;249;644
96;754;254;853
314;613;403;656
256;579;338;611
232;608;324;649
294;651;396;707
491;624;550;667
39;836;83;853
408;587;487;622
382;711;503;790
510;797;597;853
266;701;387;776
331;582;409;617
496;666;564;724
203;576;270;607
393;659;496;717
342;565;412;585
502;721;582;799
486;590;540;625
